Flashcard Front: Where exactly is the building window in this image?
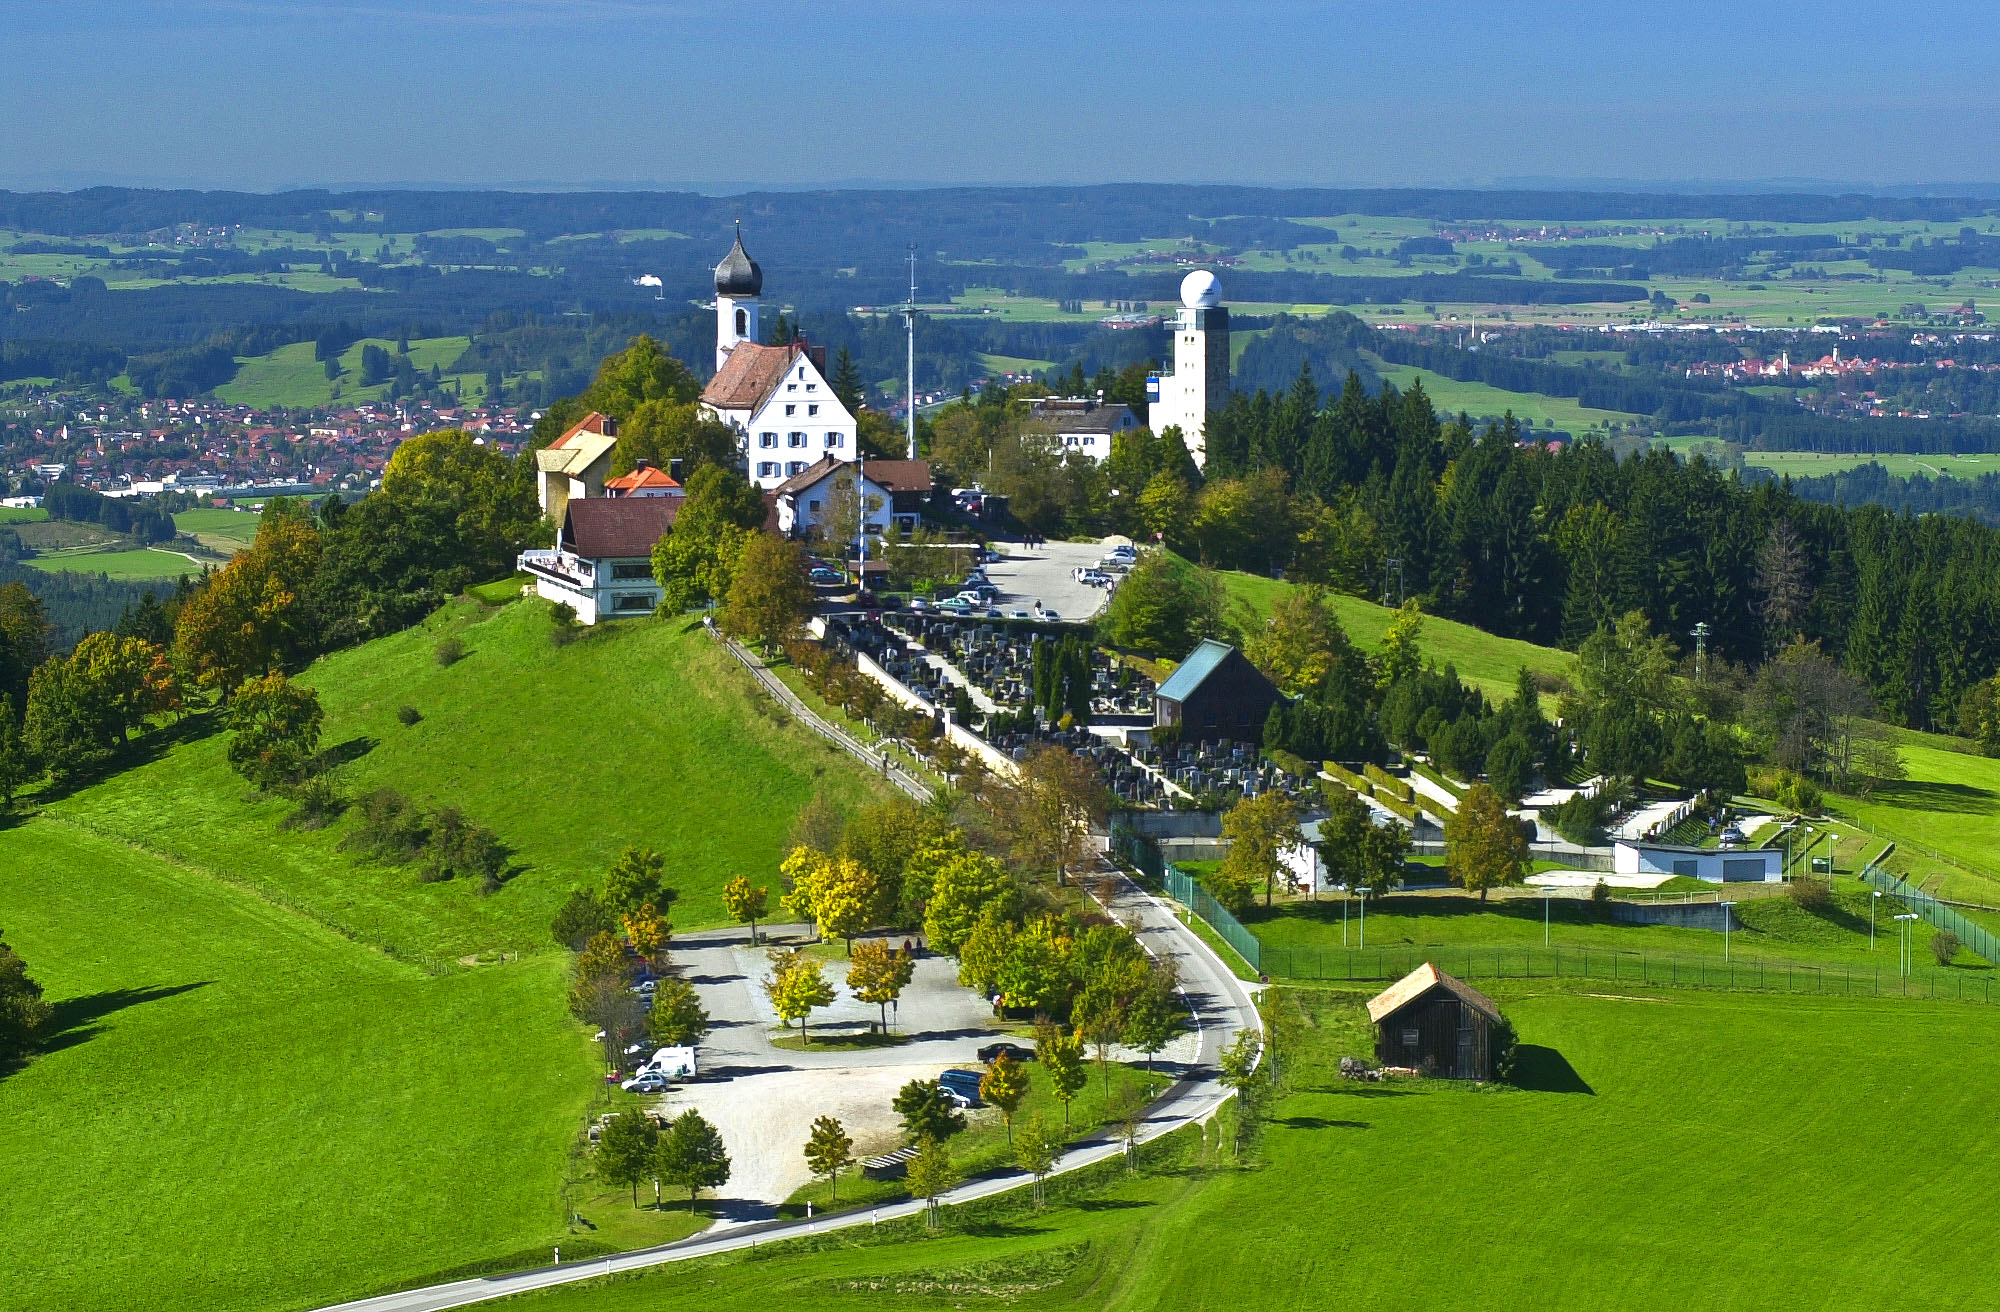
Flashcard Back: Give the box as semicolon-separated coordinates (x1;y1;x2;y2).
735;308;746;336
757;461;778;478
788;461;808;475
784;404;795;416
615;593;653;612
789;432;807;447
824;432;842;448
611;562;651;579
786;382;797;392
807;403;819;416
807;499;821;512
806;382;816;392
759;432;777;448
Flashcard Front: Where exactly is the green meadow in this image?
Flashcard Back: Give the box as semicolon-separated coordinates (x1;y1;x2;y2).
22;546;206;579
485;982;2000;1312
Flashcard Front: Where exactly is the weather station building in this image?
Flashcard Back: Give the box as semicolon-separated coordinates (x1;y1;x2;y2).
697;227;861;491
1147;270;1231;469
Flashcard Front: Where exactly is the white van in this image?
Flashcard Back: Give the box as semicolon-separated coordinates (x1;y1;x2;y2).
635;1045;698;1081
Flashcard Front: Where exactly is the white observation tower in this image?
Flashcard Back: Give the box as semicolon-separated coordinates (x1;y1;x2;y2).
1146;269;1231;469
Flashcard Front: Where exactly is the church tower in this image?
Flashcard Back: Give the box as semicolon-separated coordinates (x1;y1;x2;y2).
714;225;763;373
1146;269;1230;469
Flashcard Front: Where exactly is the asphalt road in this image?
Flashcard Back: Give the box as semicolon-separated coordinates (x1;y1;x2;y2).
310;864;1257;1312
980;539;1119;622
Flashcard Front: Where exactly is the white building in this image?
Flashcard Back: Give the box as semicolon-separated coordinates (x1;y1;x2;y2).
773;455;932;538
1146;270;1232;469
1612;841;1783;883
533;411;619;522
1023;397;1140;463
697;228;860;491
518;496;677;625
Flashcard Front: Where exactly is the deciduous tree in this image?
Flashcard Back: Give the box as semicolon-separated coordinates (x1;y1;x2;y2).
803;1114;854;1203
603;846;667;917
225;672;324;792
764;950;835;1042
919;839;1017;955
997;744;1109;886
979;1051;1030;1142
654;1108;730;1209
595;1108;659;1208
723;533;810;649
1035;1020;1087;1129
646;975;710;1046
846;938;914;1032
1445;782;1529;901
906;1134;956;1230
721;874;769;944
0;929;53;1064
1220;790;1303;908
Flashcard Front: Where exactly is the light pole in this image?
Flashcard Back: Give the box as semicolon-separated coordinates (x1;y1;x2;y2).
1895;913;1919;977
1721;900;1736;962
1357;886;1370;950
1870;890;1881;949
1342;885;1350;948
1544;881;1553;947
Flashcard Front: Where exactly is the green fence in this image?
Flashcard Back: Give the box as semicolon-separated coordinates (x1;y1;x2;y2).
1253;941;1999;1002
1110;823;1163;881
1862;864;2000;966
1163;861;1262;971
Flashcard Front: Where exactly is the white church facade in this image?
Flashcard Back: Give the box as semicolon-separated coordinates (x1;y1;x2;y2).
697;228;861;491
1146;269;1232;470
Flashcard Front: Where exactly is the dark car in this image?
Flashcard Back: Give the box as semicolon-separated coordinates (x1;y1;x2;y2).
937;1068;985;1106
977;1041;1034;1064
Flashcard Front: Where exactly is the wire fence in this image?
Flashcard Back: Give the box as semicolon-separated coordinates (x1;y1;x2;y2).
1162;862;1262;971
1253;941;1999;1001
1862;863;2000;965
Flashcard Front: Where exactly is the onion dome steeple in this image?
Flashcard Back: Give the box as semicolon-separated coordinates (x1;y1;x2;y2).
714;224;763;298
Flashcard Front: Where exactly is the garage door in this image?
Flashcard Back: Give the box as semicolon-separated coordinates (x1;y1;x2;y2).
1722;858;1765;882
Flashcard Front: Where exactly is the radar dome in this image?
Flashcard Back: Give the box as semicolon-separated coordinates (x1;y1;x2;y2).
1180;269;1221;309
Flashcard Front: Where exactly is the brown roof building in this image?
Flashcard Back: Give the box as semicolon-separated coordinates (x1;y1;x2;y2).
1367;963;1505;1080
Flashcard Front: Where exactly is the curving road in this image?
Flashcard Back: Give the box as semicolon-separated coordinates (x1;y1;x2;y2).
311;862;1258;1312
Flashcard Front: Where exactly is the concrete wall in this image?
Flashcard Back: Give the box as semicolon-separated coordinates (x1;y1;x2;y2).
1610;901;1741;932
1117;810;1224;840
854;649;1017;779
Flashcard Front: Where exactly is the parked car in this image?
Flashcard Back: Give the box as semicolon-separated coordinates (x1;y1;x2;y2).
808;566;844;585
955;591;991;607
938;1068;985;1107
936;597;975;615
633;1045;698;1081
1006;608;1032;620
906;596;929;612
1720;826;1746;847
977;1041;1034;1064
619;1071;673;1094
1099;557;1132;573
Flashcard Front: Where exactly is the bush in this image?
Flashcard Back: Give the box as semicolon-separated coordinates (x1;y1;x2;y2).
1542;790;1611;845
550;602;581;646
551;887;617;950
396;704;422;727
279;774;347;832
420;806;509;890
434;636;465;667
1590;878;1612;906
341;788;431;863
1788;876;1832;911
1931;929;1961;966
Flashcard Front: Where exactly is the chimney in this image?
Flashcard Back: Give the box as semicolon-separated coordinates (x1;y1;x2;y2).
635;458;651;470
668;458;685;482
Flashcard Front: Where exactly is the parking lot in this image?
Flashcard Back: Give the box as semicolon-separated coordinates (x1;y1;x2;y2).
976;538;1125;623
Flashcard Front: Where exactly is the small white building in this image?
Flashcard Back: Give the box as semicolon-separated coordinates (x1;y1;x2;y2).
773;455;932;538
518;496;677;624
1612;841;1783;883
1146;270;1232;470
698;228;860;490
1023;397;1140;463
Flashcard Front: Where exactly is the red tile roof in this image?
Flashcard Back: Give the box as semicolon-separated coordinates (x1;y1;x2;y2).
773;455;932;498
604;464;682;494
550;411;616;449
700;342;801;411
560;496;679;559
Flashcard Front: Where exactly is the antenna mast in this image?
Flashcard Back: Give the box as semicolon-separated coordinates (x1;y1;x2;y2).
902;244;918;460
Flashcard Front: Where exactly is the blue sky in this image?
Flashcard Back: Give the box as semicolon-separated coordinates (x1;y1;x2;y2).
6;0;2000;192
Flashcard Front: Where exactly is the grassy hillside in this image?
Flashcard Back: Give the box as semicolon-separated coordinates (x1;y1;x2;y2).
214;335;481;408
0;825;592;1312
41;595;893;959
477;982;2000;1312
1372;358;1640;432
0;591;893;1311
175;505;262;552
1219;568;1572;701
1835;743;2000;905
22;546;205;579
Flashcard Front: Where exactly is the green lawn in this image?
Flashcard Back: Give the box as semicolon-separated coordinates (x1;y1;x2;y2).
1218;568;1572;702
0;505;48;524
39;597;894;959
1836;743;2000;905
175;505;263;551
482;982;2000;1311
22;546;206;579
0;824;594;1312
214;336;473;408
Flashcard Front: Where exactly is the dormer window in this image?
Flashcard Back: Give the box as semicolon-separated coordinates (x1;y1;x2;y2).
808;404;818;416
785;404;796;416
806;383;816;392
786;383;797;392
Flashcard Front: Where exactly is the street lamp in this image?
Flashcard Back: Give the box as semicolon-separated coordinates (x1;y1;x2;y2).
1357;886;1371;950
1544;881;1553;948
1894;913;1920;977
1720;900;1736;962
1870;890;1882;949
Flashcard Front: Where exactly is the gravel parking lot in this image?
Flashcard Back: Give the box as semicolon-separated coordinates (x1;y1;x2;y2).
978;538;1125;622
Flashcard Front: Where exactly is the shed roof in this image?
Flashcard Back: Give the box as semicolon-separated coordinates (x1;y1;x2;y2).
1366;962;1502;1025
561;496;679;560
1155;639;1238;704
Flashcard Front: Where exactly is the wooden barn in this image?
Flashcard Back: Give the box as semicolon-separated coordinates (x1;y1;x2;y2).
1152;639;1281;746
1367;962;1505;1080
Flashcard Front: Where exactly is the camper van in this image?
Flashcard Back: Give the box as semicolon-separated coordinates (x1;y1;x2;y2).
631;1045;698;1083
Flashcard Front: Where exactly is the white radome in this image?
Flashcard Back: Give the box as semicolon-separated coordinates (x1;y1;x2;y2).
1180;269;1221;309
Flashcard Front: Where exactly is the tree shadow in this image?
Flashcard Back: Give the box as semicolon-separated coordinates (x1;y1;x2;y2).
2;982;211;1081
1864;778;1996;815
316;735;378;771
1074;1198;1152;1212
1276;1116;1370;1130
1509;1044;1594;1095
28;711;224;806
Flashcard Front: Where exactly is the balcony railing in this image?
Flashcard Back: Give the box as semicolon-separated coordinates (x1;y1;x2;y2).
519;549;593;588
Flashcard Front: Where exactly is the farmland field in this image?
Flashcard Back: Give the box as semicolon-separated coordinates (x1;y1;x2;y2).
0;505;48;524
22;546;207;579
488;982;2000;1312
1372;359;1640;431
174;505;263;551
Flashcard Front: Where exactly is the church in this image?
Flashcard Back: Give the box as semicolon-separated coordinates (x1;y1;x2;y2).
698;228;861;491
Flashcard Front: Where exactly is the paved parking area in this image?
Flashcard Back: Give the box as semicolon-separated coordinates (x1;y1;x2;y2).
980;538;1121;622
